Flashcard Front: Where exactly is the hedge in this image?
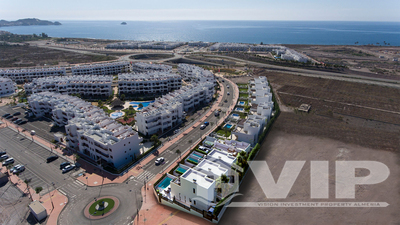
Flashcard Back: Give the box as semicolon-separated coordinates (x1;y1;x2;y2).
187;158;198;165
194;149;207;155
247;143;260;161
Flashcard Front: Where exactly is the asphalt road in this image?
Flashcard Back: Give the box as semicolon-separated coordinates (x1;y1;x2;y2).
138;77;235;182
0;127;76;196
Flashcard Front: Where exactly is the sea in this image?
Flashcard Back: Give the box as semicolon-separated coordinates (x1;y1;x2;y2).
1;20;399;46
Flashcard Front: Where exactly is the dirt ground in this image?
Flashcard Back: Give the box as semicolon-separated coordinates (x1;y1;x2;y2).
221;130;400;225
0;181;31;225
0;44;117;68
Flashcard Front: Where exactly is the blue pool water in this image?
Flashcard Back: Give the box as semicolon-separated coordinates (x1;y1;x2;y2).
110;112;123;119
129;101;155;110
188;157;199;163
224;124;233;129
158;177;173;189
235;107;244;111
176;167;187;174
192;153;203;158
238;101;245;105
232;114;239;117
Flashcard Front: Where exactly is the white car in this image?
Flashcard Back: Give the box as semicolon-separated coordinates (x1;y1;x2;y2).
62;164;76;173
11;164;25;174
155;157;165;165
0;154;9;160
2;158;14;166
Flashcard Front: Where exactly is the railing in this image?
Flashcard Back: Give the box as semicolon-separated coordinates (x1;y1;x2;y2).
173;198;190;211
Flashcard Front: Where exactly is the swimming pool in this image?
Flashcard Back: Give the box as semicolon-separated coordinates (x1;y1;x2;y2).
238;101;245;106
232;113;239;117
192;153;203;158
110;112;123;119
224;124;233;129
129;101;155;110
188;157;199;163
158;176;173;189
235;107;244;112
176;167;187;174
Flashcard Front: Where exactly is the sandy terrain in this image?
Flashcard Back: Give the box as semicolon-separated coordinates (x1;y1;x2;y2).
221;130;400;225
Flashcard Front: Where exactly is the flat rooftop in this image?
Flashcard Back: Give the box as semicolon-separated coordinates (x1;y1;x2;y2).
181;168;215;189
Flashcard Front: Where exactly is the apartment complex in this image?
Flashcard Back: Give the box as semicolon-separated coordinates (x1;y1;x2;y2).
188;41;211;47
106;41;186;50
118;72;181;96
0;78;17;96
0;67;66;84
232;76;274;145
177;64;215;83
131;62;172;73
24;75;112;98
71;61;131;76
136;65;215;136
210;43;250;52
28;92;142;168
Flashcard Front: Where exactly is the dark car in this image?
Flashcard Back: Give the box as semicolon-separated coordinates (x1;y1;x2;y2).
13;112;21;116
2;113;10;118
46;155;59;163
10;117;18;122
5;115;13;119
18;120;27;125
0;151;6;156
204;121;209;126
60;162;71;170
14;119;23;124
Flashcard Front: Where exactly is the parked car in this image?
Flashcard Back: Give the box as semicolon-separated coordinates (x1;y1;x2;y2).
46;155;59;163
31;130;36;135
10;117;18;122
62;164;76;173
59;162;71;170
2;113;10;118
214;111;220;116
0;154;9;160
222;80;225;82
204;121;209;126
17;120;27;125
227;92;230;95
155;157;165;165
2;158;14;166
13;112;21;116
227;85;230;88
14;119;23;124
224;99;228;103
0;151;6;156
11;164;25;174
200;124;206;130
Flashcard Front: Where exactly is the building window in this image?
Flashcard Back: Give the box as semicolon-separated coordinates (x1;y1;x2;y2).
189;198;191;203
193;188;195;194
124;144;126;146
193;200;196;205
125;151;126;153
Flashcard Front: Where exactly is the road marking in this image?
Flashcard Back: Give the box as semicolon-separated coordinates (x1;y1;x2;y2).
157;210;180;225
58;189;67;196
74;180;85;186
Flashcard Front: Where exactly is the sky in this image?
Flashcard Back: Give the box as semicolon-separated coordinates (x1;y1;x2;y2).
1;0;400;21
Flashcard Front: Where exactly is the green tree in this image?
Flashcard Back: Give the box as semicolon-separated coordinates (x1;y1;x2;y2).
175;149;181;158
220;174;229;183
150;135;161;146
120;94;126;101
138;103;144;109
98;100;103;108
73;153;80;163
123;115;129;122
35;186;43;194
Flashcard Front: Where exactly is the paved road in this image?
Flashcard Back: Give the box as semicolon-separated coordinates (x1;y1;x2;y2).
0;127;76;196
136;77;235;182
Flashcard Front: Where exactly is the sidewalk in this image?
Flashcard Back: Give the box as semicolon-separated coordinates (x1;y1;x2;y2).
0;167;68;225
133;77;239;225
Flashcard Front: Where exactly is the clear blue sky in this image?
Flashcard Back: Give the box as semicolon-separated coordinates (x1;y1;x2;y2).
1;0;399;21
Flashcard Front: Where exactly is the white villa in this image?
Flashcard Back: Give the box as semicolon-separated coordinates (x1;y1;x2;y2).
0;78;17;96
28;92;142;168
71;61;131;76
0;67;66;84
118;72;181;96
24;75;112;97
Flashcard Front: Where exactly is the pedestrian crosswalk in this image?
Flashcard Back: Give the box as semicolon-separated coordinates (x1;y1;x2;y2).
58;179;86;198
135;170;155;182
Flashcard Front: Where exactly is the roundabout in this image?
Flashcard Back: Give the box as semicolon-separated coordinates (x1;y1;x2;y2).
84;196;120;220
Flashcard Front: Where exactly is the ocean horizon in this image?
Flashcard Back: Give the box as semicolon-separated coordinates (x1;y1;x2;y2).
1;20;399;46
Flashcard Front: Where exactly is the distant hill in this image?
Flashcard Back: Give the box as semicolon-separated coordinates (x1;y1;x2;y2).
0;18;61;27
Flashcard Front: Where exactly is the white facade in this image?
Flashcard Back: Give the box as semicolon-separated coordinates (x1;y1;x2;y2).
106;41;185;50
24;75;112;97
209;43;250;52
177;64;215;84
188;41;211;47
0;78;17;96
28;92;142;168
118;72;181;96
136;65;215;136
0;67;66;84
131;62;172;73
71;61;131;76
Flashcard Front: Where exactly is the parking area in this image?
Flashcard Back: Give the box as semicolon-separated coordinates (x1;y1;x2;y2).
0;127;76;195
0;105;64;143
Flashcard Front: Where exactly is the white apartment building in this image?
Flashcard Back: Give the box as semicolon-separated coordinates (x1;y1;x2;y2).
24;75;112;97
71;61;131;76
188;41;211;47
136;65;215;136
0;67;66;84
131;62;172;73
28;92;142;168
106;41;185;50
177;64;215;84
0;78;17;96
118;72;181;96
209;43;250;52
280;49;309;63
